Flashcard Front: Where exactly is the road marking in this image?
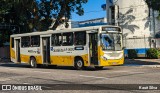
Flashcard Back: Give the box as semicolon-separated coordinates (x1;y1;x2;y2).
111;70;145;74
2;68;18;71
112;71;129;73
0;78;11;81
33;71;51;74
79;75;109;79
23;83;30;84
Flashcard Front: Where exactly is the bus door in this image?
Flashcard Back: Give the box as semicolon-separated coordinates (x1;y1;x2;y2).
42;37;50;64
89;33;98;65
15;39;21;62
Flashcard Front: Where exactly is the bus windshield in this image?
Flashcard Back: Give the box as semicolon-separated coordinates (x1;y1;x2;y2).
101;33;122;51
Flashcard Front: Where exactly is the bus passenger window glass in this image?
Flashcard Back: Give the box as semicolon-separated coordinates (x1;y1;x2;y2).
62;33;73;46
75;32;86;45
11;38;14;48
52;34;62;46
21;36;30;47
31;36;40;47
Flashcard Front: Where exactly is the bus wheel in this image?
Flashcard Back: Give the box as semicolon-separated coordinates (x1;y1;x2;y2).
75;58;84;70
95;66;103;70
30;57;37;68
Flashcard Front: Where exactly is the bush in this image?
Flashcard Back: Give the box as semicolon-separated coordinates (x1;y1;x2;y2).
128;49;137;59
146;48;160;59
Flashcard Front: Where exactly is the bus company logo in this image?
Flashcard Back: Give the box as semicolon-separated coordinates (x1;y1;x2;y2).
2;85;11;90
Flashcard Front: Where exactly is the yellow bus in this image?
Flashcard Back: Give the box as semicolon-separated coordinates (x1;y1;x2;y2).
10;25;124;70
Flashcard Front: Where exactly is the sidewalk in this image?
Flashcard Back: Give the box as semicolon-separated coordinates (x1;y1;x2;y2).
124;59;160;67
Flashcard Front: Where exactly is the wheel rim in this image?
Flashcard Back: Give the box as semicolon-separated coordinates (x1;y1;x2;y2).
77;60;82;68
31;59;34;67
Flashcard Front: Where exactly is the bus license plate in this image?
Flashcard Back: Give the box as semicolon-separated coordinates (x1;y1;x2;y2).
112;62;117;65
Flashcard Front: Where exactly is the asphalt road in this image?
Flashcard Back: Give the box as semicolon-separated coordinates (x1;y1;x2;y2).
0;62;160;93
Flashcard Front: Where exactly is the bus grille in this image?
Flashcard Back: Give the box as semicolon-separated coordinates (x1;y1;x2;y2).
107;53;122;57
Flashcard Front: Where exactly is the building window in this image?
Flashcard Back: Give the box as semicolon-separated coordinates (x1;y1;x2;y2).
75;31;86;45
31;36;40;47
21;36;30;47
62;32;73;46
52;34;62;46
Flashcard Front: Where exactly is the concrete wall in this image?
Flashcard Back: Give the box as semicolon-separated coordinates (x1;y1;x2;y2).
0;46;10;59
115;0;151;38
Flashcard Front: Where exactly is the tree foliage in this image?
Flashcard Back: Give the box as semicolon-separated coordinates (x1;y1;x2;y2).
0;0;87;46
0;0;87;31
145;0;160;11
145;0;160;18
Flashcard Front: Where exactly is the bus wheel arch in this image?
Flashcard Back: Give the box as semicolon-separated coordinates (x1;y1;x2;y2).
30;56;37;68
74;56;84;70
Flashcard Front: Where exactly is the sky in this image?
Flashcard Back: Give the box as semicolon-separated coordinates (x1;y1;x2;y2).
71;0;106;21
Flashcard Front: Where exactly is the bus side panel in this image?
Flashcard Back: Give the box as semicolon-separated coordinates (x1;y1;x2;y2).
20;54;30;63
20;54;42;64
50;56;71;66
35;56;42;64
81;54;89;66
10;49;16;62
20;47;42;64
50;54;89;66
50;46;89;66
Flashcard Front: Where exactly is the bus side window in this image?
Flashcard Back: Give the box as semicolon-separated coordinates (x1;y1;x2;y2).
31;36;40;47
52;34;62;46
21;36;30;47
74;31;86;45
62;32;73;46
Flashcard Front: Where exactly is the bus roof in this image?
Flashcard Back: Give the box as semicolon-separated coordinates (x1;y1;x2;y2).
10;25;121;38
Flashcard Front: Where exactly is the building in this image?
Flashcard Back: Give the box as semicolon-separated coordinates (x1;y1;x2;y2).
106;0;160;57
49;17;72;30
72;17;107;28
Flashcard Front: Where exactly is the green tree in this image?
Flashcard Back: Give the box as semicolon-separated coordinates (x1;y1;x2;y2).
0;0;88;46
0;0;88;31
38;0;88;30
145;0;160;11
145;0;160;18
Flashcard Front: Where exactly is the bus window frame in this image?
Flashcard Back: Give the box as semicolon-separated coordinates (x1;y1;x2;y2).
62;32;74;46
21;36;31;48
52;33;62;46
30;35;40;47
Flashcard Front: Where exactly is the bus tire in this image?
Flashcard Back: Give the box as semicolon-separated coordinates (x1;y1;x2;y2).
95;66;103;70
30;57;37;68
74;58;84;70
